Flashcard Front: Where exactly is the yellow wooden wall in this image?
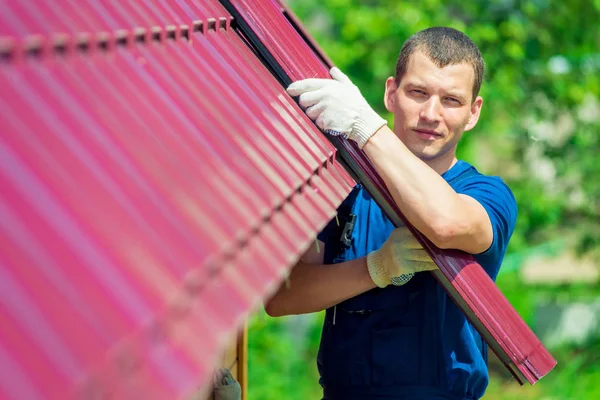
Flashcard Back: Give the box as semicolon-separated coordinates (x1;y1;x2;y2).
202;324;248;400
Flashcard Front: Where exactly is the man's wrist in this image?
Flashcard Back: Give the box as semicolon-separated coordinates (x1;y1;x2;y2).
353;110;387;149
366;250;390;288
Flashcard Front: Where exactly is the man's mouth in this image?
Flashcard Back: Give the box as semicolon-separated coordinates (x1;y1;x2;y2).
414;129;443;140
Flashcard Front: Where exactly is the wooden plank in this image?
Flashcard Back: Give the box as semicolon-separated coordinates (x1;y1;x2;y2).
223;335;238;372
199;325;246;400
237;323;248;400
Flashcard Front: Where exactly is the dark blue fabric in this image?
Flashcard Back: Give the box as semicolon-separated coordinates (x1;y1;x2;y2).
316;160;517;400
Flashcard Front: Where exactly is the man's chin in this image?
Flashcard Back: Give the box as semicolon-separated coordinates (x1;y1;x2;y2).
405;143;441;161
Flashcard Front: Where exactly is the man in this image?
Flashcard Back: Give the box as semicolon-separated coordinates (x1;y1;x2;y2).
265;27;517;400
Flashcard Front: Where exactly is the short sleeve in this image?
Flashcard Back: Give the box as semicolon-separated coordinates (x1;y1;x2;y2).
457;176;518;279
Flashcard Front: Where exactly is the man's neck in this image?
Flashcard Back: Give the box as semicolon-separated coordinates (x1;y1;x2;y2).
423;153;458;175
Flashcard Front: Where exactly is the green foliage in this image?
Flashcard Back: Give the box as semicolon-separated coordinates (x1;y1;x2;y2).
484;344;600;400
486;271;600;399
248;311;323;400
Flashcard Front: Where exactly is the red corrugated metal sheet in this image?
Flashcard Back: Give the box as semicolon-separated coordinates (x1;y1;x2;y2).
224;0;556;385
0;1;354;398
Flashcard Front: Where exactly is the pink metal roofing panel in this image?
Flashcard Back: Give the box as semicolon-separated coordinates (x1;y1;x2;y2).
0;1;354;398
224;0;557;385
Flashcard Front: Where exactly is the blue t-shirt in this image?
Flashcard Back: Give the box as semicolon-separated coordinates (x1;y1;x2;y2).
316;160;517;400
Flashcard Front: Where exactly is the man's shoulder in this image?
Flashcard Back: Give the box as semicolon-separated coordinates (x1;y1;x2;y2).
447;161;515;198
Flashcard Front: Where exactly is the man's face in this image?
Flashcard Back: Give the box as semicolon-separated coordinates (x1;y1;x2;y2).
384;50;483;163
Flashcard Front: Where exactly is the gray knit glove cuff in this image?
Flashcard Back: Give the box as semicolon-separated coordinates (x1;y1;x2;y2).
353;108;388;149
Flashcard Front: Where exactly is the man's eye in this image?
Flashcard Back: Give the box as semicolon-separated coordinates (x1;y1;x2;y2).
412;90;426;95
445;97;460;104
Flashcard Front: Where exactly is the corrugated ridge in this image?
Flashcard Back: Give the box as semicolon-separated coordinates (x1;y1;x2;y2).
0;0;355;398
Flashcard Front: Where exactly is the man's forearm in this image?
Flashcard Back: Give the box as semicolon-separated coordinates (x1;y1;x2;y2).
264;257;376;317
363;126;471;247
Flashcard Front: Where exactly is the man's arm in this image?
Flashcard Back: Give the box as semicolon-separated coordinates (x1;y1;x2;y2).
363;127;493;254
264;241;376;317
287;69;493;254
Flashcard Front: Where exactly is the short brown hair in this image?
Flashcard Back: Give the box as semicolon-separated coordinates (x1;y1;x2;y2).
395;27;485;101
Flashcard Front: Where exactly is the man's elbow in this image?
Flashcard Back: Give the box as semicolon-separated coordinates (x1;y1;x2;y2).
428;220;491;253
264;294;291;318
428;221;465;249
264;301;284;317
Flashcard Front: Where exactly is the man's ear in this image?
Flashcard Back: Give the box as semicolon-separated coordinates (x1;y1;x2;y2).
384;77;398;113
465;96;483;132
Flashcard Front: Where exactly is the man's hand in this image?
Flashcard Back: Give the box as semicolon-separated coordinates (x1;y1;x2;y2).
213;368;242;400
366;227;438;288
287;67;387;149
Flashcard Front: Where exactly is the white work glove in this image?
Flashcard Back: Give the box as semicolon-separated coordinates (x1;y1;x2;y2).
366;227;438;288
287;67;387;149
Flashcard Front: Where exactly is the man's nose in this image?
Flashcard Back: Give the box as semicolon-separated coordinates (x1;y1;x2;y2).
419;96;442;122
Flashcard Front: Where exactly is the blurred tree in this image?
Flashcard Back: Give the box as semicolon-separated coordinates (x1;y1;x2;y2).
248;311;322;400
288;0;600;257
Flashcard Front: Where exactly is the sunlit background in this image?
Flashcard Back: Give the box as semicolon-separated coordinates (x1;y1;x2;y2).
248;1;600;399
